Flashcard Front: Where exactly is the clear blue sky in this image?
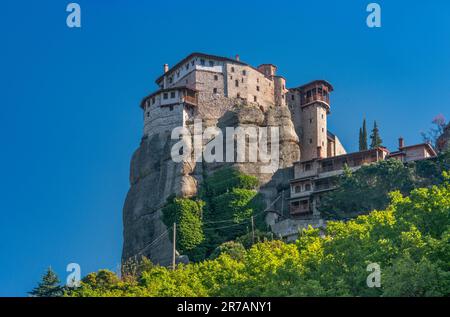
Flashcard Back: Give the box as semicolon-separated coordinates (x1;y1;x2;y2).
1;0;449;296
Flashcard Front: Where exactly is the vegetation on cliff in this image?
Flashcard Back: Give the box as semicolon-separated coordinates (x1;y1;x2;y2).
161;167;265;261
320;152;450;218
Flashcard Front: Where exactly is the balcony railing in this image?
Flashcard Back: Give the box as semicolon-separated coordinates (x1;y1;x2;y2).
290;204;311;215
184;95;198;105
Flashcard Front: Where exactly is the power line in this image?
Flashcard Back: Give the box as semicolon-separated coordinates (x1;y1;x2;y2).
136;229;169;256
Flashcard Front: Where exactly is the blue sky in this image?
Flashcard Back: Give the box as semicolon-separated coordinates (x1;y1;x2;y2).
1;0;449;296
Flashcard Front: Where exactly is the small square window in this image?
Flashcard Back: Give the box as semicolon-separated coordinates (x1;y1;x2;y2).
147;112;150;117
169;105;174;111
305;184;311;191
291;95;295;101
213;88;218;94
235;80;239;87
214;75;218;81
170;91;176;98
242;70;246;76
256;86;260;91
200;59;205;66
231;67;235;72
209;61;214;67
163;93;168;100
309;139;313;144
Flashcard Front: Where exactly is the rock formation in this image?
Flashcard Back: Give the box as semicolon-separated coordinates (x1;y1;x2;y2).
122;100;300;265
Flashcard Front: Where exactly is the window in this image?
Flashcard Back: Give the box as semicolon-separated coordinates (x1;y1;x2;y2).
191;60;195;66
307;90;312;98
163;93;168;100
169;105;173;111
309;139;313;144
256;86;260;91
200;59;205;66
241;78;244;83
151;97;155;104
295;185;301;193
170;91;176;98
321;114;324;119
147;112;150;117
176;71;180;78
254;96;257;102
209;60;214;67
230;76;233;79
322;128;324;132
213;88;218;94
257;78;259;83
242;70;246;76
305;164;311;171
291;95;295;101
214;75;218;81
237;93;240;98
231;67;235;72
186;64;189;70
235;80;239;87
169;77;173;84
305;184;311;191
310;118;313;124
292;201;300;207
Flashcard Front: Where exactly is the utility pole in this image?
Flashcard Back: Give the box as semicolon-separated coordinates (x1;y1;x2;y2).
172;222;176;271
251;216;255;245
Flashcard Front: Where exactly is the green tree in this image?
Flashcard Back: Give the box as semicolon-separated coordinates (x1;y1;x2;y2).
370;120;383;149
359;119;368;151
29;267;63;297
319;159;417;218
162;197;205;257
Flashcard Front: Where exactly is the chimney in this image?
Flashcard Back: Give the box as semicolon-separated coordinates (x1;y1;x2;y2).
164;64;169;73
399;137;405;149
235;54;240;61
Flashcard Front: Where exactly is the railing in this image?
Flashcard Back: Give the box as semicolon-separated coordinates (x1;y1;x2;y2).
301;95;329;105
290;205;311;215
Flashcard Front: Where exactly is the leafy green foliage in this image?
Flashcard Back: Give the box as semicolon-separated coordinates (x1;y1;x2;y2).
320;159;417;218
209;241;246;261
67;179;450;297
162;197;205;256
29;267;63;297
161;167;264;261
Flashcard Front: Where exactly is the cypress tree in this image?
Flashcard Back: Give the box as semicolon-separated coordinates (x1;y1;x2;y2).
370;120;383;149
360;119;368;151
29;267;63;297
359;127;363;151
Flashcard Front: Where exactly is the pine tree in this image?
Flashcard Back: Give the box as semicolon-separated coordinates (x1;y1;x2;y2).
29;267;63;297
359;119;368;151
370;120;383;149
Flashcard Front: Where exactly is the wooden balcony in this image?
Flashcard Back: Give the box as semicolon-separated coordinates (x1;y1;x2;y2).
184;95;198;106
